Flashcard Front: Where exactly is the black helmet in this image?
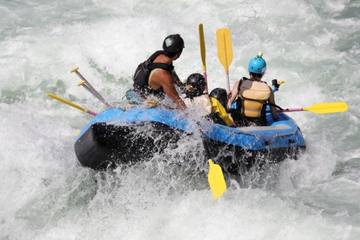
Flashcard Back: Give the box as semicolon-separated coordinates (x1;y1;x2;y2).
162;34;184;57
185;73;206;98
209;88;228;108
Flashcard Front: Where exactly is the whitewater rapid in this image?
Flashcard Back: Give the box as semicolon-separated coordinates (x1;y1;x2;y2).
0;0;359;239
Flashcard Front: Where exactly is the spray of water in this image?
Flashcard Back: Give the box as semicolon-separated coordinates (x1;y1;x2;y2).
1;0;359;239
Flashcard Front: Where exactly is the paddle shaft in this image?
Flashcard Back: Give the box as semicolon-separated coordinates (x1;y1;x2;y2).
83;109;97;116
47;93;97;116
71;68;111;108
79;80;105;105
281;108;304;112
225;70;230;93
203;71;208;93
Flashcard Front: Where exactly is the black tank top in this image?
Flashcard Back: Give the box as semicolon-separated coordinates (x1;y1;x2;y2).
133;50;174;98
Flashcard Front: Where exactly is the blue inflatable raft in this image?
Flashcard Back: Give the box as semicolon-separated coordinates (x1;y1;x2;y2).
74;106;305;172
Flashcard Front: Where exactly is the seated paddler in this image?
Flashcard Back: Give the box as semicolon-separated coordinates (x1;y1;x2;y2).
209;88;235;127
132;34;186;109
183;73;212;116
227;52;278;126
183;74;235;127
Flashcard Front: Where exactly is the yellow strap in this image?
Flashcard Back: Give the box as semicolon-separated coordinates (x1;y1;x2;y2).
208;159;227;200
210;97;234;126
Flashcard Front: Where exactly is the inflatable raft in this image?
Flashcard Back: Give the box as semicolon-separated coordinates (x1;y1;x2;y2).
74;106;306;171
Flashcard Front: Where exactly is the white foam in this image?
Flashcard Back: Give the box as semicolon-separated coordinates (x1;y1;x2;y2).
1;0;359;239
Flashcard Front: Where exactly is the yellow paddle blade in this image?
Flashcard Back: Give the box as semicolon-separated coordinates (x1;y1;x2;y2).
47;92;86;113
304;101;348;114
199;23;206;72
208;159;227;200
216;28;233;73
277;80;286;85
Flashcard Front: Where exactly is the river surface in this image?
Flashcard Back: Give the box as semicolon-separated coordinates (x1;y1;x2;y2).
0;0;359;239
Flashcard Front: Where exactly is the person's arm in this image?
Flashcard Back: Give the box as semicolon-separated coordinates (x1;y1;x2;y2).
268;91;278;120
159;71;186;109
227;80;241;109
172;70;185;90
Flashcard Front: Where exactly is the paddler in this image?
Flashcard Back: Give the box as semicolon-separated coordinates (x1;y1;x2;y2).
183;74;235;126
227;52;278;126
209;88;235;126
183;73;211;115
133;34;186;109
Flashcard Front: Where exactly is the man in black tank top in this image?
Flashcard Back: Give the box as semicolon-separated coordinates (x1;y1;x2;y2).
133;34;186;109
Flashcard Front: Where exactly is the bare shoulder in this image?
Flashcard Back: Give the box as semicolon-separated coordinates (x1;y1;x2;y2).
152;69;172;82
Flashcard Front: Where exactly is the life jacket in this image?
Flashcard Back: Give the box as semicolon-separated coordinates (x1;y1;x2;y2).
133;50;174;97
238;78;271;118
210;97;234;126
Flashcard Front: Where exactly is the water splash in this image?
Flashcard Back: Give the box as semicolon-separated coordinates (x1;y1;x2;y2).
1;0;359;239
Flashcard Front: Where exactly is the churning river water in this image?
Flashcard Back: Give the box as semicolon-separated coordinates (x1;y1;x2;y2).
0;0;360;239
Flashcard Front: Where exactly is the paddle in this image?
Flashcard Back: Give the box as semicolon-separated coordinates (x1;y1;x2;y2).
282;101;348;114
208;159;227;200
71;67;112;108
198;23;208;93
47;92;97;116
216;28;233;93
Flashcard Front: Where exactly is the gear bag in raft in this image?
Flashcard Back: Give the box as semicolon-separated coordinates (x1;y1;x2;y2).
133;50;174;95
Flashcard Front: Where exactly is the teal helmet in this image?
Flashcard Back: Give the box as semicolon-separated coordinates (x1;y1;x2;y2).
248;52;266;75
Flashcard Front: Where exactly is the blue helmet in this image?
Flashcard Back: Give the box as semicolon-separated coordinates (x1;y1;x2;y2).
248;52;266;75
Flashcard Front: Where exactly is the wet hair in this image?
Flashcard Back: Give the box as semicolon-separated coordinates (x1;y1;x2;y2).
250;72;264;79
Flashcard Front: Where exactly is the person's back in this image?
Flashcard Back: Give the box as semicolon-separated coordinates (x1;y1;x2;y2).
133;34;186;109
228;53;278;126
